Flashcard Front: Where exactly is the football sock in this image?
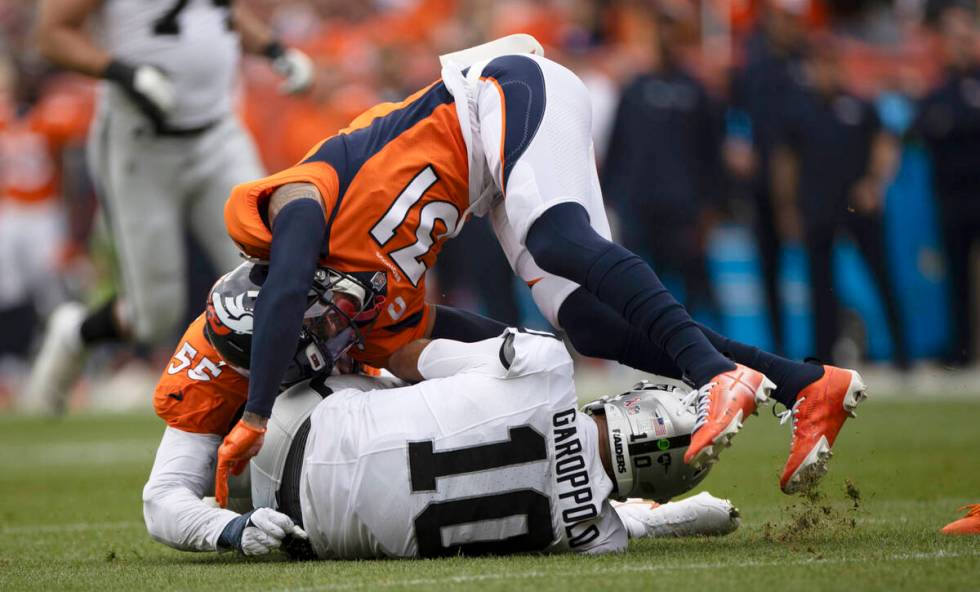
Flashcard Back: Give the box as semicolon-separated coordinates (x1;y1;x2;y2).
557;287;681;378
247;199;325;418
695;323;825;407
431;305;509;342
526;202;734;387
80;297;123;345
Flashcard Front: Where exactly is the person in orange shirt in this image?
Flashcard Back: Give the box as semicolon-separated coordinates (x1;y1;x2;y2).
221;40;868;504
0;76;92;365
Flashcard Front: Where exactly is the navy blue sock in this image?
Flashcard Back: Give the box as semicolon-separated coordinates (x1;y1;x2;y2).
557;287;681;378
695;323;824;407
80;297;123;344
431;305;509;342
527;203;734;387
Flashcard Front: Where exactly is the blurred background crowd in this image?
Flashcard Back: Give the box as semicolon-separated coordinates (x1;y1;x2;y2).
2;0;979;409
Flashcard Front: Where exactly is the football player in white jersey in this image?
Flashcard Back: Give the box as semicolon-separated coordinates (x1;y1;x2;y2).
144;325;741;558
23;0;314;413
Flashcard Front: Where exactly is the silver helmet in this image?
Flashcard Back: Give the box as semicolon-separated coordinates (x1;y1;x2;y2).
583;380;711;502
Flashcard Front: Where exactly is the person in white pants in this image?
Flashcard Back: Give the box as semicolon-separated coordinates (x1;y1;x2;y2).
24;0;315;414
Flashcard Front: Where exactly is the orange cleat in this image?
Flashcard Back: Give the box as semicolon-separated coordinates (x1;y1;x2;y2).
779;366;867;494
941;505;980;535
683;364;775;468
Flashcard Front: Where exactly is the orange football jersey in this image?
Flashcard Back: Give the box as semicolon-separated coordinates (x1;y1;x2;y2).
0;88;92;205
153;314;249;435
226;80;470;366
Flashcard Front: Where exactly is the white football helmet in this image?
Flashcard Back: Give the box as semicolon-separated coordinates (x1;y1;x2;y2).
583;380;712;502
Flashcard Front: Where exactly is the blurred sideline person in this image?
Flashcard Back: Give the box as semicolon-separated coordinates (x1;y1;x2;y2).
603;5;724;319
24;0;314;414
772;38;908;368
0;63;92;367
144;317;740;556
223;38;868;499
726;0;810;354
913;1;980;366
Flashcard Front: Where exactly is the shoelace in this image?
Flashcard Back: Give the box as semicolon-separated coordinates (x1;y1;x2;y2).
682;383;716;433
776;397;806;436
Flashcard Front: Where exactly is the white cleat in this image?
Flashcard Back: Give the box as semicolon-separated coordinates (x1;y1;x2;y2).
21;302;88;415
613;492;740;539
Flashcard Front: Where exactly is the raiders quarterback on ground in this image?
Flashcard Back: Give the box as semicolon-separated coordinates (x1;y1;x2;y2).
143;326;740;558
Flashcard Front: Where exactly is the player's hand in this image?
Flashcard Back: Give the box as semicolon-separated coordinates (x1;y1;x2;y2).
241;508;308;556
264;42;314;95
215;418;267;508
103;60;176;127
219;508;308;556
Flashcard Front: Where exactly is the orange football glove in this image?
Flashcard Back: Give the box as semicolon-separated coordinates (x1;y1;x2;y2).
215;419;266;508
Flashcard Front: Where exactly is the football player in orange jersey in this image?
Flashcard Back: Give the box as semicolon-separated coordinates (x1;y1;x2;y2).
148;260;385;526
222;39;868;501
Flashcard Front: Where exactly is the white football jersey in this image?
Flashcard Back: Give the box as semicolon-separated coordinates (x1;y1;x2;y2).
299;331;627;558
98;0;241;127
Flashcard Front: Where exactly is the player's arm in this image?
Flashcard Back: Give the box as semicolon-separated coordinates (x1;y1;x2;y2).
429;305;509;342
37;0;174;126
143;427;239;551
240;183;325;427
231;2;313;94
144;427;305;554
36;0;109;76
388;328;570;382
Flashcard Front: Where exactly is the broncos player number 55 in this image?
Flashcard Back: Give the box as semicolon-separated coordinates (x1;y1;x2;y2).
167;342;223;382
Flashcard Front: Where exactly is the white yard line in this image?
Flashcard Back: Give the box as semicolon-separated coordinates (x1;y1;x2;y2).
0;439;156;468
0;521;143;535
275;550;980;592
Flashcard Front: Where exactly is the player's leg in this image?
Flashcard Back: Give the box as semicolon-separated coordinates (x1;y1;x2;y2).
476;55;773;462
96;120;189;344
475;56;733;386
187;117;266;275
25;105;188;412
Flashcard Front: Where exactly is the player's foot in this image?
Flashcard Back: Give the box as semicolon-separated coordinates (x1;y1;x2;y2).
683;364;774;468
22;302;88;415
778;365;867;494
613;492;740;538
941;504;980;535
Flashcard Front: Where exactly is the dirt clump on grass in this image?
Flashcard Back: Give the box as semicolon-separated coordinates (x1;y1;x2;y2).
762;480;863;544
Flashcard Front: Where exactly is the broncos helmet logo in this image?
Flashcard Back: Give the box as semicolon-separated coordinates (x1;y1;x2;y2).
209;290;260;334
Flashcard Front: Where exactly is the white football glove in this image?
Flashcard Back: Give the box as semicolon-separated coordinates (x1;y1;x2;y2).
132;65;177;115
240;508;308;556
272;48;314;95
612;491;740;539
104;60;176;127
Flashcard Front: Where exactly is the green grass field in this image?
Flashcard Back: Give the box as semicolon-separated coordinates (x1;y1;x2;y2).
2;396;978;591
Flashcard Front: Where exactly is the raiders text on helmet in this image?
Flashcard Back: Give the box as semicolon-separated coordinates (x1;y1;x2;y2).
584;380;712;502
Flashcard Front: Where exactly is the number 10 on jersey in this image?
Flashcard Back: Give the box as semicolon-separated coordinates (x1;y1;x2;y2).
407;426;553;557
